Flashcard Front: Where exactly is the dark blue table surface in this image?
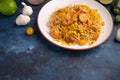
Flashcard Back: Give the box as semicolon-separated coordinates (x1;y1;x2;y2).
0;0;120;80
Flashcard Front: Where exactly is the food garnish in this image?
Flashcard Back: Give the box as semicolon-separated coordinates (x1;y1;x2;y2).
16;2;33;26
99;0;113;5
16;14;30;25
21;2;33;16
0;0;17;16
26;27;34;35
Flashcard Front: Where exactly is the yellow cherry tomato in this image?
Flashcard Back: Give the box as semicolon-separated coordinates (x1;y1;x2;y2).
79;39;86;46
26;27;34;35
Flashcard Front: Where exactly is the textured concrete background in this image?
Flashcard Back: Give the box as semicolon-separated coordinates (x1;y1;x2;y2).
0;0;120;80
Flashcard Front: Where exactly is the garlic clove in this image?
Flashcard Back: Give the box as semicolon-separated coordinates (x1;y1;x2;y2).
21;2;33;16
16;14;30;25
116;28;120;41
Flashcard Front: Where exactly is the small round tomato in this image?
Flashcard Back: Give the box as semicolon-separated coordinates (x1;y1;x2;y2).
79;39;86;46
26;27;34;35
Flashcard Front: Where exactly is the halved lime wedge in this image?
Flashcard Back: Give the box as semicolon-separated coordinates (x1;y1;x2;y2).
99;0;113;5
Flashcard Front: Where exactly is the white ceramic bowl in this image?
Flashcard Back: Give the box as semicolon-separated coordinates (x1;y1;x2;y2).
37;0;113;50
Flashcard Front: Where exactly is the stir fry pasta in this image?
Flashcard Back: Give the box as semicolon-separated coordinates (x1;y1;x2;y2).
47;5;105;46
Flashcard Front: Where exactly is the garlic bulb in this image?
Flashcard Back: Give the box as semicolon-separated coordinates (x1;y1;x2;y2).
16;14;30;25
21;2;33;16
116;28;120;41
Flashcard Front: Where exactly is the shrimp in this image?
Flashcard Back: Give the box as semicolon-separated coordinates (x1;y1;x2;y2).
79;13;88;23
75;5;89;14
79;5;90;13
80;8;90;13
62;11;76;25
92;33;99;40
64;36;77;43
87;19;92;26
49;27;62;39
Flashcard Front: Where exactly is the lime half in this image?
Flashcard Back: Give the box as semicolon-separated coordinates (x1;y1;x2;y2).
99;0;113;5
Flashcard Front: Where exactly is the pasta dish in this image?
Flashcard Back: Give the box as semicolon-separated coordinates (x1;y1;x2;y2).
47;5;105;46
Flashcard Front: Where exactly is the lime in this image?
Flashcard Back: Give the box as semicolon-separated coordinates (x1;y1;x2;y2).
0;0;17;16
99;0;113;5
